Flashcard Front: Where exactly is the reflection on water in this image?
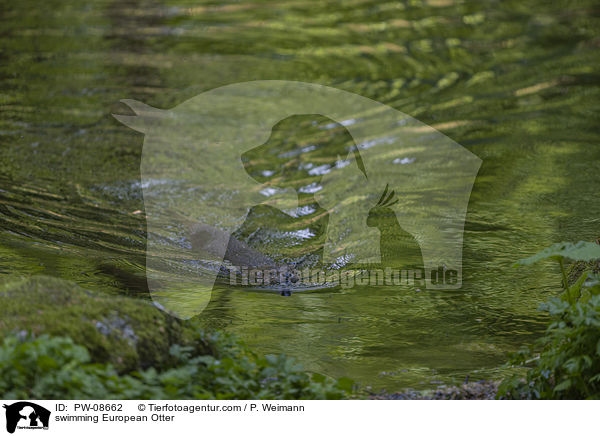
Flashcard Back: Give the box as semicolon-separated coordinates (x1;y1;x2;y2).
1;0;599;389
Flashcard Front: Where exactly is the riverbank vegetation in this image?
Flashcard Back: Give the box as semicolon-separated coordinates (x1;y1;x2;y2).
0;333;352;399
0;276;353;399
497;242;600;399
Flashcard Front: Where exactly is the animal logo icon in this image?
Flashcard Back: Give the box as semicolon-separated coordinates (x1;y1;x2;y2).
114;80;481;318
3;402;50;434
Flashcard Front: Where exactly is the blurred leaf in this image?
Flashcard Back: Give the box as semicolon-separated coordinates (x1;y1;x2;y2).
563;271;589;303
515;241;600;267
554;379;572;392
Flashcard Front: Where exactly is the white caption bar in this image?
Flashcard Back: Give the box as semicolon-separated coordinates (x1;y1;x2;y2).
0;400;594;436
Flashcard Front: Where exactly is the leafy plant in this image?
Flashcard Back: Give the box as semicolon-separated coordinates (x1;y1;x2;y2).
0;333;354;400
498;241;600;399
498;296;600;399
0;334;129;399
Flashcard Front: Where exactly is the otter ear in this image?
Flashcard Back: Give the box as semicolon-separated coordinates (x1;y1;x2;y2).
112;99;166;133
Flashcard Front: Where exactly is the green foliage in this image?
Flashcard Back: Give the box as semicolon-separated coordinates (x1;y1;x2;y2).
498;296;600;399
0;335;127;399
499;241;600;399
0;333;353;400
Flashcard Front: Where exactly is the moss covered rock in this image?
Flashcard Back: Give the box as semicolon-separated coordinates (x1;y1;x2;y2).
0;276;210;372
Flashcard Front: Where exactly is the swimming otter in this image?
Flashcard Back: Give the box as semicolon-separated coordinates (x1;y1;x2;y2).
190;222;278;270
189;222;297;294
